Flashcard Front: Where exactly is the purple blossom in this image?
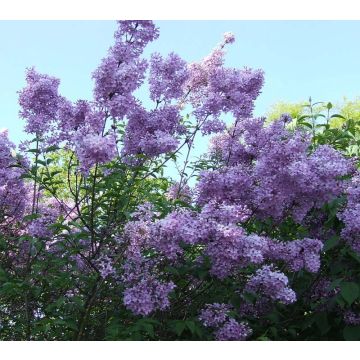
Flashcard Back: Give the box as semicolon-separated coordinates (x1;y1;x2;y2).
284;238;323;273
338;174;360;253
198;303;232;327
222;32;236;45
267;238;323;273
344;310;360;325
150;209;205;259
92;21;158;119
166;182;193;202
96;255;116;279
205;226;268;278
73;132;117;174
0;130;28;225
200;117;353;223
27;200;62;239
196;165;253;206
246;265;296;304
200;201;251;225
149;52;188;102
215;319;252;341
123;277;175;316
123;105;183;157
201;118;226;135
18;68;61;135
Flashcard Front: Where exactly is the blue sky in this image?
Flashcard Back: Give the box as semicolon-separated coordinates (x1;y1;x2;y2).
1;20;360;146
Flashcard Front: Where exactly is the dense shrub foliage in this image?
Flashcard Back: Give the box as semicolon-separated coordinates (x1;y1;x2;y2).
1;21;360;341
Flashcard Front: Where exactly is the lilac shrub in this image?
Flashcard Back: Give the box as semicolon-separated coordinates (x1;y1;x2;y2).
0;20;359;341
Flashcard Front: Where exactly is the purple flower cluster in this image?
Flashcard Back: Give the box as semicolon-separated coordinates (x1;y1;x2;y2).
196;165;253;206
198;303;252;341
0;130;28;225
125;201;265;278
56;100;105;142
205;226;268;278
27;200;62;239
18;68;61;135
184;33;263;121
166;182;193;203
149;209;206;259
338;174;360;253
149;52;188;102
268;238;324;273
201;117;354;222
73;132;117;174
9;21;360;340
123;105;184;157
122;253;176;316
121;202;178;316
198;303;233;327
344;310;360;325
96;255;116;279
93;21;159;119
200;201;251;225
124;200;322;281
123;277;176;316
201;118;227;135
215;319;252;341
245;265;297;304
283;238;323;273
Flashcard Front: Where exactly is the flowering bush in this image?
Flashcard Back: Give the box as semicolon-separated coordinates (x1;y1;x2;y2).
0;20;360;341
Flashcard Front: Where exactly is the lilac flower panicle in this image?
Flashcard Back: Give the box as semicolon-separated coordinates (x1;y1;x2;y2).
93;21;159;111
166;182;193;203
149;52;188;102
338;174;360;253
201;118;227;135
74;132;117;174
123;277;176;316
18;68;61;135
222;32;235;45
285;238;323;273
27;200;62;239
205;226;268;279
344;310;360;326
215;319;252;341
246;265;296;304
0;131;28;224
123;105;183;157
199;117;353;223
96;255;116;279
198;303;232;327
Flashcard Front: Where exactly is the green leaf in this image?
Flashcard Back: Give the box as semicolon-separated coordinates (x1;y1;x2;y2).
315;312;330;335
44;145;60;153
174;321;186;336
330;114;346;120
0;267;7;281
340;282;359;305
298;115;310;121
323;235;339;251
257;335;270;341
27;148;41;154
343;326;360;340
37;160;47;166
20;173;33;180
141;323;154;338
299;121;313;129
186;320;196;334
329;278;343;290
23;213;41;222
50;170;62;177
